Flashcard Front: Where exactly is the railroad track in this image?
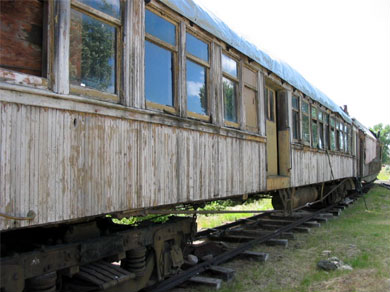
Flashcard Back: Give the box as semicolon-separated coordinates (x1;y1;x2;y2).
147;192;364;292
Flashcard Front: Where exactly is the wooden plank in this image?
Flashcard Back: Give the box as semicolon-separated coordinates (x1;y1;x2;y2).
189;276;222;289
53;0;70;94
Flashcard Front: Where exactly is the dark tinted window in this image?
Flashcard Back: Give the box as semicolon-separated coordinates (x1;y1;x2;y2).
145;41;174;106
187;60;207;115
70;10;116;93
186;33;209;62
145;10;176;46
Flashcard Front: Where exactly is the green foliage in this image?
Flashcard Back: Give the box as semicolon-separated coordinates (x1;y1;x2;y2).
370;123;390;164
112;214;171;226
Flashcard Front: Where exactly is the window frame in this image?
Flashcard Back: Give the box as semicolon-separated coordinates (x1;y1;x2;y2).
69;0;122;103
330;116;336;151
291;95;301;142
311;104;319;148
221;51;240;128
0;0;50;89
185;28;211;122
324;112;330;150
301;98;311;145
242;64;259;133
144;6;179;114
318;108;325;150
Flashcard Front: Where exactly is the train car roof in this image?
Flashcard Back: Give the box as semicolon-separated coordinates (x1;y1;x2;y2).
352;118;376;139
161;0;352;123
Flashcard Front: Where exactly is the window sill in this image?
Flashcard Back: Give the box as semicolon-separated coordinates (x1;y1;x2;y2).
71;85;119;103
224;120;240;129
0;68;48;90
146;101;177;115
187;111;210;122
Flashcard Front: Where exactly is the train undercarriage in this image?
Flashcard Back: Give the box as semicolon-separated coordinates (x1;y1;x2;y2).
0;178;358;292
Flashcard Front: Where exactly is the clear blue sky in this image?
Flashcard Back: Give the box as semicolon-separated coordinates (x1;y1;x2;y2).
194;0;390;128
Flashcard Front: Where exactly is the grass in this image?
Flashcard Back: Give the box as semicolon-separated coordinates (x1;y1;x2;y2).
377;165;390;181
196;198;273;230
188;185;390;292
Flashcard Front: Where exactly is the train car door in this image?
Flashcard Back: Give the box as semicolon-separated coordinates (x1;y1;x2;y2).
266;87;278;175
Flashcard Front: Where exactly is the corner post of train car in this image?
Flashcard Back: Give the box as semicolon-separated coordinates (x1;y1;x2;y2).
178;21;187;118
52;0;70;94
211;42;223;126
257;71;266;136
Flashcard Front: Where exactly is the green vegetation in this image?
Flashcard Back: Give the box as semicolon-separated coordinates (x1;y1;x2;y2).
377;165;390;181
197;198;273;230
371;123;390;164
190;185;390;292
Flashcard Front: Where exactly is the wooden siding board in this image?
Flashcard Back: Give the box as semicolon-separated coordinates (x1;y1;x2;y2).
0;100;271;230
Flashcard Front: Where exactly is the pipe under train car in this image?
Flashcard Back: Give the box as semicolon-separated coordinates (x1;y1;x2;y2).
0;0;382;291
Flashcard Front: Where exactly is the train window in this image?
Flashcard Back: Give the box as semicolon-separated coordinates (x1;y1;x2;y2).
330;117;336;151
340;122;345;151
222;54;239;125
69;0;121;100
265;87;276;122
318;110;324;149
324;114;330;150
186;33;209;62
243;66;258;132
311;106;318;148
0;0;46;77
335;121;341;151
186;33;209;119
292;96;300;140
301;100;310;144
145;9;177;113
77;0;121;19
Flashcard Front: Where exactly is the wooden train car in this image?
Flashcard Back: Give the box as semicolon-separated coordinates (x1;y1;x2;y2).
0;0;381;291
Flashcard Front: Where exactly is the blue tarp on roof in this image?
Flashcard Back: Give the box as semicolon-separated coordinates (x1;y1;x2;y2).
160;0;352;123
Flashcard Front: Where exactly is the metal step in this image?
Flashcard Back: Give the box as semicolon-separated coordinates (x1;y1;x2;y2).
75;261;135;290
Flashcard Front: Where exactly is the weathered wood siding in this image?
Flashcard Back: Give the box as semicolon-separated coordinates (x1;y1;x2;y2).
291;147;355;187
0;97;266;230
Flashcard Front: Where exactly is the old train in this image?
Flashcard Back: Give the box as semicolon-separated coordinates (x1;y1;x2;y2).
0;0;382;291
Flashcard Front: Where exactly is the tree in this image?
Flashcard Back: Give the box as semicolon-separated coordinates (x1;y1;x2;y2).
371;123;390;164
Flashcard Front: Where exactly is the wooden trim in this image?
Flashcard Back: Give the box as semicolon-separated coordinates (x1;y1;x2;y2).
224;120;240;128
145;33;178;52
211;43;222;126
179;21;187;118
186;54;210;68
0;68;48;90
238;59;245;129
244;83;257;92
71;0;122;26
146;101;177;114
245;135;267;143
70;85;119;103
187;111;210;122
53;0;70;94
1;83;269;144
258;71;265;136
122;0;131;106
222;71;239;83
132;0;145;108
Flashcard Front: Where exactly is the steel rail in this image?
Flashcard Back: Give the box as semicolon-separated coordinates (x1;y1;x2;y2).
147;203;337;292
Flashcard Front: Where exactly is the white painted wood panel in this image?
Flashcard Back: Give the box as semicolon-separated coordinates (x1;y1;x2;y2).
0;101;267;230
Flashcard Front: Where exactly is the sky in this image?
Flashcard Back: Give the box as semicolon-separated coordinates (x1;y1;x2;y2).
193;0;390;129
